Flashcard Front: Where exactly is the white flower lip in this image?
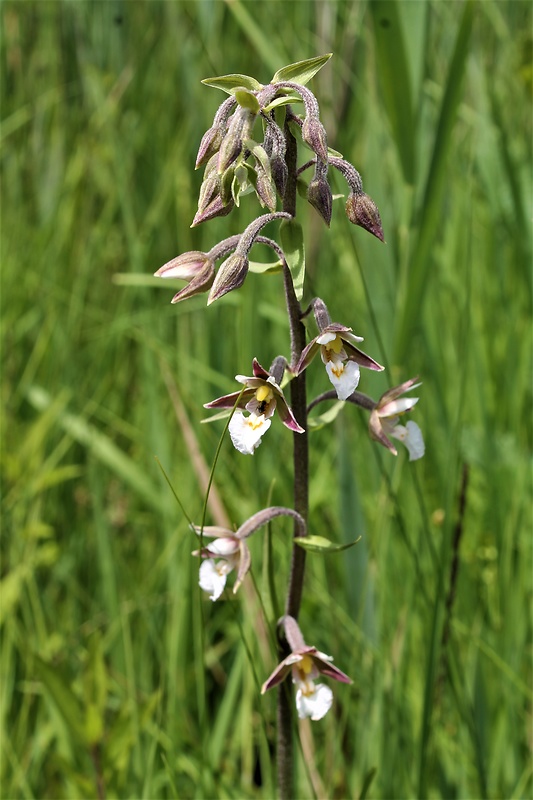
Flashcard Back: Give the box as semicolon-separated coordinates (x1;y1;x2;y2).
229;411;272;455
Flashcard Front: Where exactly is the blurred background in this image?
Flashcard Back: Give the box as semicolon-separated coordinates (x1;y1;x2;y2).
2;1;531;798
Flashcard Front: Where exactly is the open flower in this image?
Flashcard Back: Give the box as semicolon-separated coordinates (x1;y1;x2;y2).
205;359;304;455
369;377;425;460
192;526;251;601
154;251;215;304
261;616;352;721
296;323;384;400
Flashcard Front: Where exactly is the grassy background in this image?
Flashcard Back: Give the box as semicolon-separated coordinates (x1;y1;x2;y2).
2;1;531;798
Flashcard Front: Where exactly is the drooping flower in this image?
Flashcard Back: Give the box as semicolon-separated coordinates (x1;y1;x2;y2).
192;526;251;601
369;377;425;460
261;616;352;721
296;323;384;400
205;359;304;454
154;251;215;304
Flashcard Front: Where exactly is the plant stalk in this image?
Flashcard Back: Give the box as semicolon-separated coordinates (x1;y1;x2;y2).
276;113;310;800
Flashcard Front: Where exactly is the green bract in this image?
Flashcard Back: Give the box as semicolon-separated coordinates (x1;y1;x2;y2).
271;53;332;86
280;219;305;302
201;73;263;94
294;535;361;553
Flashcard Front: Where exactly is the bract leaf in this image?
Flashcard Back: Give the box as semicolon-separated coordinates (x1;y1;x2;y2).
280;219;305;301
234;88;260;114
271;54;333;86
263;93;303;112
248;260;283;274
201;74;263;94
294;534;362;553
307;400;345;429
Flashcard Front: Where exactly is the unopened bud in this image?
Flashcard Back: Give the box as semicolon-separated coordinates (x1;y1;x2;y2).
301;116;328;163
197;170;219;214
207;253;249;304
307;176;332;226
154;251;215;305
270;154;288;198
195;126;224;169
191;195;234;227
345;192;384;242
255;167;277;212
155;251;209;280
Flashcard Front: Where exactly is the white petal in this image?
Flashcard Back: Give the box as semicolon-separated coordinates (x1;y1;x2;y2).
391;421;425;461
199;559;228;601
325;360;360;400
228;412;271;455
317;331;337;346
295;682;333;721
207;537;240;556
380;397;419;416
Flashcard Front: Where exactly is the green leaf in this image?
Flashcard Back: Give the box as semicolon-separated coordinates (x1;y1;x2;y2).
201;74;263;94
307;400;345;429
234;88;260;114
248;260;283;274
294;534;361;553
263;93;302;112
272;54;333;86
280;219;305;301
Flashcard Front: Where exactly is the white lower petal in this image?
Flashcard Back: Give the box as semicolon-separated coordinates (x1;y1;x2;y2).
199;559;229;601
391;420;425;461
295;681;333;721
325;359;360;400
229;411;271;455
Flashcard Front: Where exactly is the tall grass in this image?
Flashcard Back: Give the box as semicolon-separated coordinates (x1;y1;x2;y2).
2;1;531;798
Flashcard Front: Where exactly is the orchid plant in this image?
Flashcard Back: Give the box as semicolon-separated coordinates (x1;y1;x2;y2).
155;54;424;798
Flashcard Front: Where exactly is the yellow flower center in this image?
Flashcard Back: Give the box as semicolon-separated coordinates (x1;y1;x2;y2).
299;654;313;675
255;385;274;403
324;335;343;355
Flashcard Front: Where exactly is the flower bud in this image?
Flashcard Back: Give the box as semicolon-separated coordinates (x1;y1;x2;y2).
217;109;252;173
345;192;384;242
270;154;288;198
195;125;224;169
255;167;277;212
307;176;332;226
191;195;234;227
207;253;249;305
154;251;215;304
197;170;219;214
302;116;328;163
